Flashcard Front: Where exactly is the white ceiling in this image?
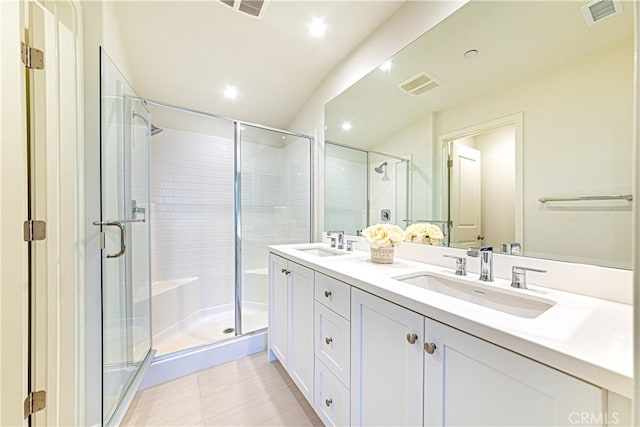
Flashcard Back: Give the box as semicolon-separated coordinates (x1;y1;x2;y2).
325;0;634;149
114;0;404;130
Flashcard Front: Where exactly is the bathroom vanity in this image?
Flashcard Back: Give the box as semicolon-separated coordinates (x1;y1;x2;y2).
268;243;632;426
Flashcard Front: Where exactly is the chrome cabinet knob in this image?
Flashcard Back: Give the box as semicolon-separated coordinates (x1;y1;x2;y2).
406;333;418;344
325;398;333;407
325;337;333;345
324;290;332;298
424;342;437;354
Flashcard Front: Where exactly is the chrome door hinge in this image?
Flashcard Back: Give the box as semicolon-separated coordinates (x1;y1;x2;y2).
21;42;44;70
23;220;46;241
23;390;46;418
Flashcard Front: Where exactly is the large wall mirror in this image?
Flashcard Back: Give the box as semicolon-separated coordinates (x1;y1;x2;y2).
324;0;634;269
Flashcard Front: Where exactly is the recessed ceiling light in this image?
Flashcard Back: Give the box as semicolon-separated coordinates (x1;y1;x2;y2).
309;19;326;37
463;49;479;60
379;60;392;71
341;122;352;131
224;85;238;99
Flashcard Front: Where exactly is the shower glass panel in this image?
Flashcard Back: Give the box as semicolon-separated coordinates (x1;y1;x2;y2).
324;142;368;235
146;104;236;357
238;125;312;334
100;50;152;425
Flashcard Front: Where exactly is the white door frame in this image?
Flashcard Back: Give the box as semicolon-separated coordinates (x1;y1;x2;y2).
437;112;524;246
1;1;84;425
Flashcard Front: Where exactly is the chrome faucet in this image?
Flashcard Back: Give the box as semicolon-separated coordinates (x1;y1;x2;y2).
442;254;467;276
466;246;493;282
510;266;546;289
326;230;345;249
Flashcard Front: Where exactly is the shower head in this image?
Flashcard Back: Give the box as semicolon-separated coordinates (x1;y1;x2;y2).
374;162;387;174
151;124;163;136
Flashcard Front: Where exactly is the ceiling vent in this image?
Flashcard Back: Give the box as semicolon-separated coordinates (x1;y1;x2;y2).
218;0;269;19
581;0;622;26
398;71;440;96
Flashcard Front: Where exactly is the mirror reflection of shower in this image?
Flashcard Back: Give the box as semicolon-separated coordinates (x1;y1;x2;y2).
374;161;390;181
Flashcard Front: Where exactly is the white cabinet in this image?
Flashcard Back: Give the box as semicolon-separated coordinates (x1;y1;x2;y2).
351;287;424;427
315;358;350;427
268;254;314;404
314;272;352;425
423;317;604;426
269;254;288;364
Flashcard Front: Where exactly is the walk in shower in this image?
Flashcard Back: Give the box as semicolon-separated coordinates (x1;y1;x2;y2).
98;50;312;425
146;101;312;357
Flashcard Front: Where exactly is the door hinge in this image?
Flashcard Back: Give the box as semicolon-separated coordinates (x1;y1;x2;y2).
447;159;453;168
23;390;46;418
23;220;46;241
21;42;44;70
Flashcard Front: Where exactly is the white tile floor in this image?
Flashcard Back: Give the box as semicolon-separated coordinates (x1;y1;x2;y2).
155;307;268;357
122;351;323;426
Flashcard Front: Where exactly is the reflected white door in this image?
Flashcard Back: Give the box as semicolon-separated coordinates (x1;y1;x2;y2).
449;142;482;247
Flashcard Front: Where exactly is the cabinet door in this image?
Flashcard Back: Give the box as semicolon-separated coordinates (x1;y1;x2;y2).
351;288;424;427
268;254;288;365
288;261;315;404
424;318;603;426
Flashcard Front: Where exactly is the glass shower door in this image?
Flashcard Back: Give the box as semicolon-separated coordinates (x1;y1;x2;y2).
99;50;153;425
237;125;312;334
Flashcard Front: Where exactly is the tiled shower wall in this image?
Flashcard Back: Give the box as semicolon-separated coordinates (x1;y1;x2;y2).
150;128;310;319
151;128;236;311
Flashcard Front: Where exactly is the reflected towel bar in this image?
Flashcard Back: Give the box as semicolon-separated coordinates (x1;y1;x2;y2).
538;194;633;203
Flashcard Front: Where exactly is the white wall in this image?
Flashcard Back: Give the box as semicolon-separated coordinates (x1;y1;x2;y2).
287;1;468;238
436;41;633;268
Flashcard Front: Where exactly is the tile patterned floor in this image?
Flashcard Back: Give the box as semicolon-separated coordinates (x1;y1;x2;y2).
122;351;323;426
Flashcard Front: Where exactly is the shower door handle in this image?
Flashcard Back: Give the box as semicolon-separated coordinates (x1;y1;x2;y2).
93;221;127;258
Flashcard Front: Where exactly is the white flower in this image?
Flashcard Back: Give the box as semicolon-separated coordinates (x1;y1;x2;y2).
362;223;405;249
404;223;443;245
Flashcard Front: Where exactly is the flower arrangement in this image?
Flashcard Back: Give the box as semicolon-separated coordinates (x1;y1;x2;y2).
362;223;405;249
404;223;444;245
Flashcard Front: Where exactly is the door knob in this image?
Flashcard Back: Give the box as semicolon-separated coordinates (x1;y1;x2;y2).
406;333;418;344
325;337;333;345
325;398;333;407
324;290;332;298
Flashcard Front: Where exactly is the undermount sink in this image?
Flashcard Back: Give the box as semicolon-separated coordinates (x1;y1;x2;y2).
296;246;346;257
392;272;555;318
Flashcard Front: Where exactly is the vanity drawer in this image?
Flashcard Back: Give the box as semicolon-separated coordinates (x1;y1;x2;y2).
314;272;350;319
315;301;350;386
315;358;350;427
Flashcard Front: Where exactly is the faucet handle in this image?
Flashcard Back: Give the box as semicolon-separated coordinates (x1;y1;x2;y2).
511;266;547;289
346;239;357;252
328;236;338;248
442;255;467;276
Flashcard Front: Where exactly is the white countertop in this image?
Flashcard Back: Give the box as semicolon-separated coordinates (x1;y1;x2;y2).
269;243;633;398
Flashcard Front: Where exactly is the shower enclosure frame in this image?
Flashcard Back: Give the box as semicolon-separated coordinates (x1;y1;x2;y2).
143;98;314;345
